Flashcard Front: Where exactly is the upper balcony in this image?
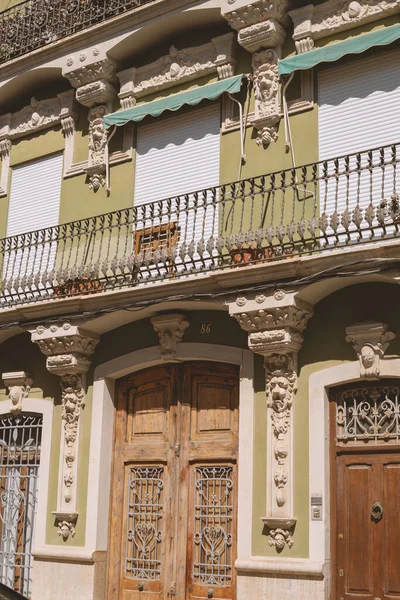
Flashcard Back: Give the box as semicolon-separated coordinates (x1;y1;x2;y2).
0;0;160;65
1;141;400;309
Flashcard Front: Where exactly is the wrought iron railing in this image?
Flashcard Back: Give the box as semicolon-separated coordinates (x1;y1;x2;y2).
0;0;157;63
1;142;400;306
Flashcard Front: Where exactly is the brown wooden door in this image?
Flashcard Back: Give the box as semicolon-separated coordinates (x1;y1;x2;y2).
332;383;400;600
107;362;239;600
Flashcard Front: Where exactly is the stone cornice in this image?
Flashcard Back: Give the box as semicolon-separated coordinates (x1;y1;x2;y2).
117;33;237;106
0;90;76;141
290;0;400;53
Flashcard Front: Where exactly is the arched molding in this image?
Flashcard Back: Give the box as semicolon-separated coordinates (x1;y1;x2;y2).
85;342;254;564
0;397;54;554
308;358;400;571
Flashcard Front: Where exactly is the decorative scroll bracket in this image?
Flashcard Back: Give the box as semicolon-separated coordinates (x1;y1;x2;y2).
222;0;289;146
346;321;395;380
30;322;100;540
2;371;33;415
151;313;190;360
230;292;313;550
64;58;118;192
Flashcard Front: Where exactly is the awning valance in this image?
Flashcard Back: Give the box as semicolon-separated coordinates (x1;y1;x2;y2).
278;23;400;77
103;75;244;129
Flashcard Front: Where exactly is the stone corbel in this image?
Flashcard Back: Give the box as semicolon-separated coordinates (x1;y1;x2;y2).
64;58;118;192
289;1;400;54
222;0;289;146
0;138;11;197
346;321;395;379
117;33;236;109
30;322;100;540
151;313;190;360
230;291;313;550
2;371;33;415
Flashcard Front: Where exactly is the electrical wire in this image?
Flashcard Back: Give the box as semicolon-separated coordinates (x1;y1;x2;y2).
1;257;399;332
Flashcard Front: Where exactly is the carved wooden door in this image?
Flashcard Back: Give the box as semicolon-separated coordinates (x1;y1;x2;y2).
332;384;400;600
108;362;239;600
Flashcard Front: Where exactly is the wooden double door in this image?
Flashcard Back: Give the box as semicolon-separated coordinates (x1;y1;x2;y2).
332;383;400;600
108;362;239;600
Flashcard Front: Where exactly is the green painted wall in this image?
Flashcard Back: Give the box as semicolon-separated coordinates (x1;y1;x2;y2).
252;282;400;558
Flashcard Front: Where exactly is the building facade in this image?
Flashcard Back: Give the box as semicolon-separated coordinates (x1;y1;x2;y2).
0;0;399;599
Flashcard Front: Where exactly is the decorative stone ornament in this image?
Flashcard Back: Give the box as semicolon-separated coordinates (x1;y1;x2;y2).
252;49;280;146
2;372;33;415
117;34;236;109
222;0;289;146
289;0;400;54
31;322;100;540
53;513;78;541
64;57;118;192
346;321;395;379
222;0;289;52
231;295;313;550
151;314;190;360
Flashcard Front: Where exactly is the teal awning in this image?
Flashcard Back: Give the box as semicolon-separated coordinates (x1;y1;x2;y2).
278;23;400;77
103;75;244;129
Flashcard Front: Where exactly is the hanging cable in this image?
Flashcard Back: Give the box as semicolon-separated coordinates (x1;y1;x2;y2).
282;74;315;202
105;125;117;196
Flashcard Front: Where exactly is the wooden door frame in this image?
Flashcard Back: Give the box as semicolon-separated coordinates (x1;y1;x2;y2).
329;381;400;600
308;361;400;598
92;344;253;599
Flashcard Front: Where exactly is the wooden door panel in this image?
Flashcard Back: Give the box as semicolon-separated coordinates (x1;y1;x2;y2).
337;457;375;600
382;461;400;599
188;363;239;450
186;464;236;600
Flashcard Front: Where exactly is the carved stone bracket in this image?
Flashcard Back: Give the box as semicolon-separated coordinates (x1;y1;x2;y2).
52;512;78;541
230;293;312;550
252;48;280;146
117;33;236;109
222;0;289;146
289;1;400;54
346;321;395;379
2;371;33;415
63;58;118;192
31;322;99;538
151;313;190;360
262;517;296;552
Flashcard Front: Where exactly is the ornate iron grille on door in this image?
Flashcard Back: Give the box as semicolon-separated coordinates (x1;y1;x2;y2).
193;466;234;587
0;414;42;598
125;466;164;581
336;385;400;444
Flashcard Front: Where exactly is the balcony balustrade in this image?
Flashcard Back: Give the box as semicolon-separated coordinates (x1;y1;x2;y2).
1;142;400;307
0;0;157;63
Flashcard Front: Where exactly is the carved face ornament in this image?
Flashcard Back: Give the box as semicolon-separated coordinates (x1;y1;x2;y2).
360;344;376;368
269;375;291;411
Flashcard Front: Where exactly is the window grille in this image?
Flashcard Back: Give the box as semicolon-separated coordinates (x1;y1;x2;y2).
0;414;42;598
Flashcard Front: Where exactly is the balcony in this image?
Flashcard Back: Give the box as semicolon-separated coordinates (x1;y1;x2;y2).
0;0;157;64
1;142;400;308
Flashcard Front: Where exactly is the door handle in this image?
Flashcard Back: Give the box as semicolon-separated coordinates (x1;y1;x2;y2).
371;502;383;522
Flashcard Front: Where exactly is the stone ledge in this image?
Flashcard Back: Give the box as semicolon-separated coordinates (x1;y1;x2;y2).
235;557;326;577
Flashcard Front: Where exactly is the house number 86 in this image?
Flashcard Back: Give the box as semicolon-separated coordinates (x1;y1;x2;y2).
200;323;211;334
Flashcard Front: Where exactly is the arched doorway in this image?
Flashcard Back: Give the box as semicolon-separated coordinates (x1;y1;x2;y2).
330;381;400;600
107;361;239;599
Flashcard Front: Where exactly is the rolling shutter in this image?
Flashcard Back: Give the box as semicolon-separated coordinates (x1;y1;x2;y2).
6;152;63;236
134;104;220;274
4;153;63;291
134;104;220;205
318;47;400;159
318;48;400;236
